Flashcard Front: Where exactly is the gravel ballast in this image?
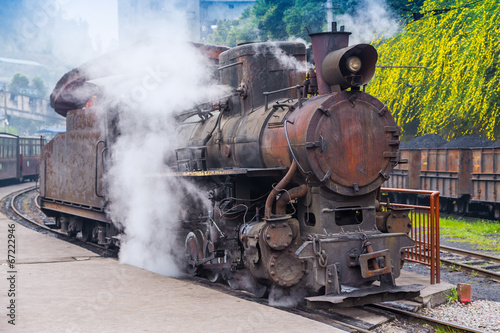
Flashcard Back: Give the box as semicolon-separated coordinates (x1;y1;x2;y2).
394;237;500;332
422;300;500;332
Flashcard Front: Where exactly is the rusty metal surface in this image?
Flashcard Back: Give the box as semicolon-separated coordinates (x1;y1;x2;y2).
40;199;108;222
309;32;350;94
219;42;306;111
472;148;500;202
420;149;472;199
387;150;422;190
283;91;400;196
306;283;423;308
296;233;415;291
41;108;106;210
376;208;412;234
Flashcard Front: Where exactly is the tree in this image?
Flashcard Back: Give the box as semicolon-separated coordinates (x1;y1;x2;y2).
367;0;500;140
205;0;428;46
31;76;48;98
283;0;326;40
8;73;29;93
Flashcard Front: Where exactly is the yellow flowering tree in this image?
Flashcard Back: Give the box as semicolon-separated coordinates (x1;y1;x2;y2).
367;0;500;140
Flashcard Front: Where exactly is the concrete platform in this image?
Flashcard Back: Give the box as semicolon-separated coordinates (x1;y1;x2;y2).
0;183;454;332
397;269;454;309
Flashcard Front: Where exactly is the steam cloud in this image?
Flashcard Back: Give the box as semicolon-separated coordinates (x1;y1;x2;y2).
86;7;229;276
335;0;401;44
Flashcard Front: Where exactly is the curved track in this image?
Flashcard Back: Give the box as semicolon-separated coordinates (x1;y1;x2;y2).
3;186;116;258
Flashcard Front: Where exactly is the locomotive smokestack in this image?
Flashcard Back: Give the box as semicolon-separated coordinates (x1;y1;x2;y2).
309;24;351;94
310;24;378;94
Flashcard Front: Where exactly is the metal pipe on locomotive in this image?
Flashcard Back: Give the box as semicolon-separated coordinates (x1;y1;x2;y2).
40;27;423;306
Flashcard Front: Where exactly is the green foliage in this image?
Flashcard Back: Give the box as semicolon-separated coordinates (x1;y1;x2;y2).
367;0;500;140
283;0;326;40
31;76;48;98
6;74;48;98
8;73;29;93
206;0;326;46
439;216;500;251
205;0;427;46
443;286;458;304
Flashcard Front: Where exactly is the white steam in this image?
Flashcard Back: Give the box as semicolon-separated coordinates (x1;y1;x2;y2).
86;9;229;276
252;42;310;73
335;0;401;44
268;286;307;308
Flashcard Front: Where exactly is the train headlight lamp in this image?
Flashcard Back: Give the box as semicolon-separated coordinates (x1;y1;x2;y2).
347;56;362;73
321;44;378;90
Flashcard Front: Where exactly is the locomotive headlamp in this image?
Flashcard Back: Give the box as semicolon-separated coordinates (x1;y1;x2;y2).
321;44;378;90
347;56;362;73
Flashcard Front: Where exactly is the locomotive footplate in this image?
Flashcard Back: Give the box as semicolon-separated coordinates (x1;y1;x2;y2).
305;283;424;308
296;232;424;307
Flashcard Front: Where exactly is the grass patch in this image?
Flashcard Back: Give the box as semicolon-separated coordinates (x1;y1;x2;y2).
439;216;500;252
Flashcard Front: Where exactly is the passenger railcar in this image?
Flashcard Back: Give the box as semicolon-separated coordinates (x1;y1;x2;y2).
0;133;44;183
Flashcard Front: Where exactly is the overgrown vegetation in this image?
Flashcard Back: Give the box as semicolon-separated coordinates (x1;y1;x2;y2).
368;0;500;140
443;286;458;304
439;216;500;251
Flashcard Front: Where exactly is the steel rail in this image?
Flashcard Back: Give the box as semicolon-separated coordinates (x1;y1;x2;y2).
441;245;500;264
439;258;500;282
10;186;42;227
439;245;500;281
371;304;489;333
9;187;115;255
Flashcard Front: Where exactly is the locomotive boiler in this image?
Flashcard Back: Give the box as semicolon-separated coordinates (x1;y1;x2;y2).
39;28;423;307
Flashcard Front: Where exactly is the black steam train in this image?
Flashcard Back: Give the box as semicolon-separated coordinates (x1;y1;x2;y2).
40;29;423;306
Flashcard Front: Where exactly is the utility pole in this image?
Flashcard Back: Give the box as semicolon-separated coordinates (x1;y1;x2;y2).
1;88;6;133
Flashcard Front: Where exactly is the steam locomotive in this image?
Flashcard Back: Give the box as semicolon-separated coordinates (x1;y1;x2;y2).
40;28;423;306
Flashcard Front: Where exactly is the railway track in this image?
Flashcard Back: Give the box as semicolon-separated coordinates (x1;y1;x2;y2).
370;304;488;333
4;186;493;333
3;186;117;257
440;245;500;282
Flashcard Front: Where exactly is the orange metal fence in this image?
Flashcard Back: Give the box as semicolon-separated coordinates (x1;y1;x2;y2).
380;188;440;284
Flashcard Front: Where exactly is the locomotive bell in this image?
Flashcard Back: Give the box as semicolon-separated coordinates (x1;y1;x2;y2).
321;44;378;91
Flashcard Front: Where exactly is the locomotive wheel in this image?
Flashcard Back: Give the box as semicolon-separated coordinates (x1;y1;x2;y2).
204;240;219;282
205;271;220;283
185;232;203;276
76;223;92;242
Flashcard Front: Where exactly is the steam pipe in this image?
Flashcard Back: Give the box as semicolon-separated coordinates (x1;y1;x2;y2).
265;160;297;219
276;184;308;216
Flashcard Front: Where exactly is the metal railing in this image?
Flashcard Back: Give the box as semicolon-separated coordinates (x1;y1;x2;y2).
380;188;440;284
